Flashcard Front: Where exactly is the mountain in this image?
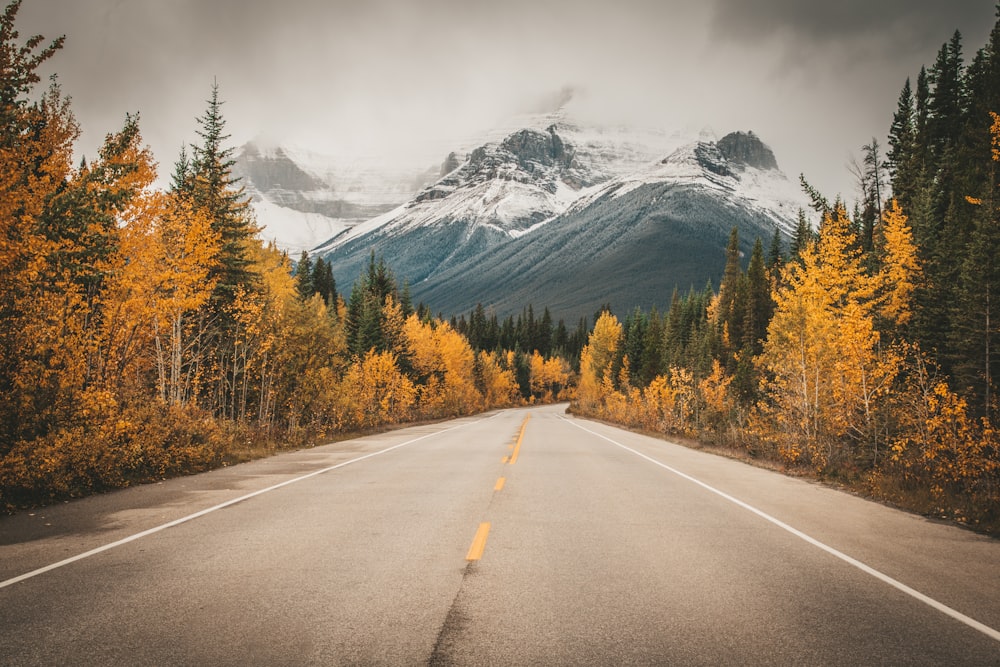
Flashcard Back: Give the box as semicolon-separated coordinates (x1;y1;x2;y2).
233;142;439;253
412;134;802;321
314;117;805;322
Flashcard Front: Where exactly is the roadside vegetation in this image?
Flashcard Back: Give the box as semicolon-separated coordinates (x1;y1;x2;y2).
0;2;571;510
572;13;1000;535
3;0;1000;538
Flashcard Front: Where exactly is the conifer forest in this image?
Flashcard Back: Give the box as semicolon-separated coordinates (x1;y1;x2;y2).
2;1;1000;534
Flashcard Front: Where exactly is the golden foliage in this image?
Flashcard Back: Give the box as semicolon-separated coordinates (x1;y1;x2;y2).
878;200;921;328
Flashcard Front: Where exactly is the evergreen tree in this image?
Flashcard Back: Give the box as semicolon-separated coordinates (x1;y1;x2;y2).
767;226;784;273
742;237;772;355
637;307;663;386
538;307;553;356
791;209;814;260
914;66;931;159
185;81;258;313
717;226;742;341
552;318;569;356
295;251;314;300
927;32;965;165
310;255;336;306
399;280;413;318
888;77;917;210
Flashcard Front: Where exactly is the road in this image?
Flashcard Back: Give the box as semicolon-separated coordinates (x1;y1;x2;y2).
1;404;999;665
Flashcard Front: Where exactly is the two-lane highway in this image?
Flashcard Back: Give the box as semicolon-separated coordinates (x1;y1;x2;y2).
2;404;999;665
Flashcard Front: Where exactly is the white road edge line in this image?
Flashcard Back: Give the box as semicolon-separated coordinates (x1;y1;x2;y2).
562;415;1000;644
1;413;498;590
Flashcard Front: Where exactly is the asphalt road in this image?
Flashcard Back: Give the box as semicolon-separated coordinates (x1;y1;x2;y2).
2;404;999;665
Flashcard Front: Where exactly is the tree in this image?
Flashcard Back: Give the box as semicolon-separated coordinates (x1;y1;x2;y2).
184;81;258;313
295;251;314;300
790;209;814;261
758;205;897;469
310;255;336;307
888;78;917;210
145;193;220;406
577;312;622;411
878;200;922;331
767;226;784;274
952;112;1000;416
0;4;74;446
717;227;743;338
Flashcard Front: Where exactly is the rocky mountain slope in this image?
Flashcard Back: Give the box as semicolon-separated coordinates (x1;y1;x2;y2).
312;118;804;322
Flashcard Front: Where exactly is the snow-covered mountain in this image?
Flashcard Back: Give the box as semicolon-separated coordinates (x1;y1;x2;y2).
233;142;440;253
410;130;804;321
310;113;806;321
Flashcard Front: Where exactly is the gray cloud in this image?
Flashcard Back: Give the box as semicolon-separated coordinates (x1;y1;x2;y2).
13;0;998;200
711;0;990;52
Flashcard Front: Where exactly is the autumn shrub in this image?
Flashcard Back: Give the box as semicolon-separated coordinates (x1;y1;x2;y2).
0;399;226;508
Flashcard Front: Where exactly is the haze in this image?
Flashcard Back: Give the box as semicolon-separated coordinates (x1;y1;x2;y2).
16;0;993;201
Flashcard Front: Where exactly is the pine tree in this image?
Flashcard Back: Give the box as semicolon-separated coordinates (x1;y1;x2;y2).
888;78;917;211
185;81;259;313
767;226;784;274
538;307;553;356
295;250;314;300
951;113;1000;417
310;255;336;306
927;32;965;165
742;237;772;355
791;209;814;261
717;227;743;344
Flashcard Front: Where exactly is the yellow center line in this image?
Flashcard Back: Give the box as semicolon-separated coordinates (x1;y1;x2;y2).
494;477;506;491
508;413;531;464
466;522;491;561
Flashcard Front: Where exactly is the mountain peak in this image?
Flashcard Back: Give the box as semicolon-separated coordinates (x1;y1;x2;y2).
717;131;779;171
499;126;575;170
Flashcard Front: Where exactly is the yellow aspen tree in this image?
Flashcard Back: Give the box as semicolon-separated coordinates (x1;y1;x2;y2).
642;374;676;432
403;315;479;417
576;312;622;412
140;193;220;406
878;199;922;328
699;359;733;433
529;350;571;401
435;321;479;415
476;350;519;408
341;350;415;427
759;205;893;468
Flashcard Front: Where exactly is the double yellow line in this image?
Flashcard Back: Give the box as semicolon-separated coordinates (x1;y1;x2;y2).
466;413;531;562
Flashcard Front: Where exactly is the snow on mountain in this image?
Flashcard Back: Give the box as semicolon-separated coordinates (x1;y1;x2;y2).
315;118;691;257
567;131;803;237
233;142;439;253
409;131;806;321
247;99;808;320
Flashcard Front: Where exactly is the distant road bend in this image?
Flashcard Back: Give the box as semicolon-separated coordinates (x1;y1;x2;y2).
2;404;999;665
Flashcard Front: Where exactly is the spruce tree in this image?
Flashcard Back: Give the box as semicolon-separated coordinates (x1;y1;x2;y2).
186;81;259;314
295;250;314;300
310;256;336;306
742;238;772;355
717;227;742;339
791;209;814;261
767;226;784;273
538;307;553;356
888;78;916;210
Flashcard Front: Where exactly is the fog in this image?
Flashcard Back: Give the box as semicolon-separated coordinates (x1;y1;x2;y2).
16;0;994;200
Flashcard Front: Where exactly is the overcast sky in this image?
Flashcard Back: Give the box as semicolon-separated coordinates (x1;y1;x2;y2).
16;0;995;200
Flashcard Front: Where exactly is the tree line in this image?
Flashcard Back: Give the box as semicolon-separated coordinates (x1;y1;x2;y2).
572;9;1000;531
0;1;570;508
